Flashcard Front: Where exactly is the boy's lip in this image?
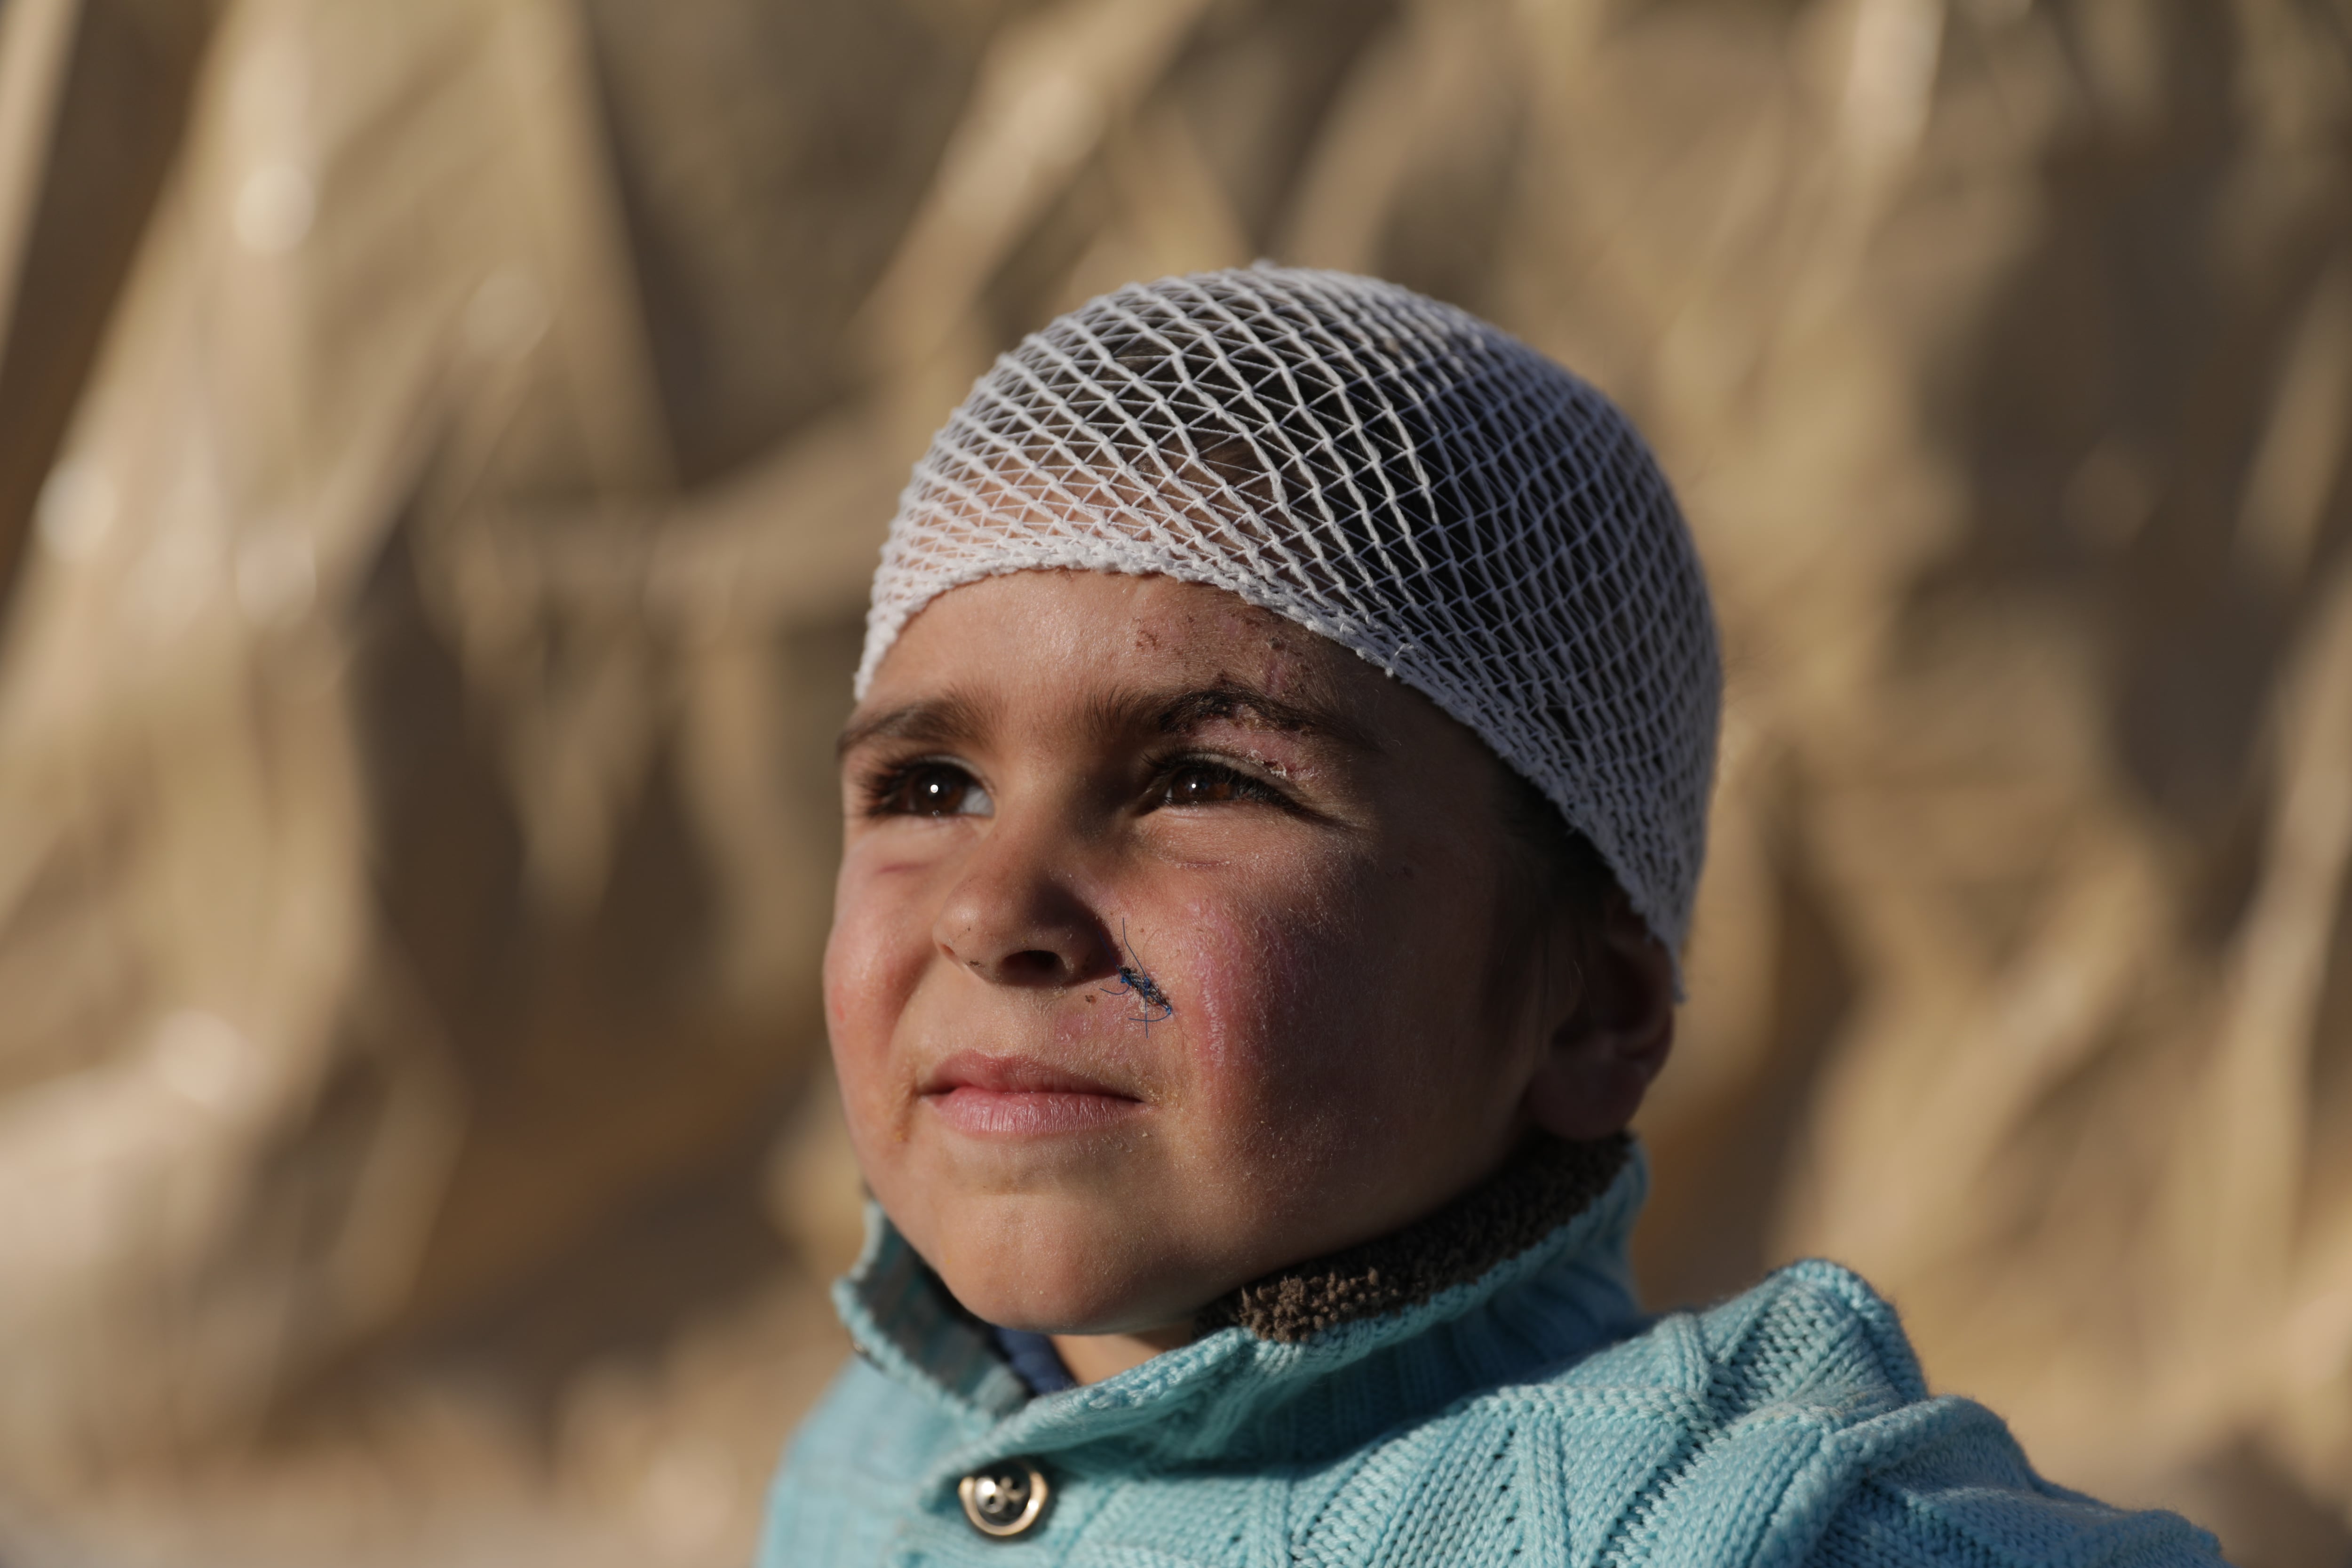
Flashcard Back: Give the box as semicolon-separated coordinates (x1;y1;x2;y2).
921;1051;1131;1097
920;1051;1144;1137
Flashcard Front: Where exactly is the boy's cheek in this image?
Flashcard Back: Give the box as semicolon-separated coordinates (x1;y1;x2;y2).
822;869;933;1111
1164;869;1387;1119
1180;849;1494;1118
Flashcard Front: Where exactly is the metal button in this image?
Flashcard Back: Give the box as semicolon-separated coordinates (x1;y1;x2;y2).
957;1457;1050;1539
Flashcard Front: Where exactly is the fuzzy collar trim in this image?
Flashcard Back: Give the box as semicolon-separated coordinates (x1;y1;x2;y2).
1194;1133;1631;1343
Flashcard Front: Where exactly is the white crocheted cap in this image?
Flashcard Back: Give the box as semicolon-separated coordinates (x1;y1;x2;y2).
857;266;1721;959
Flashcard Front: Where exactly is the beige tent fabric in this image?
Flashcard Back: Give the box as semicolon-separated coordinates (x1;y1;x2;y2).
0;1;2345;1564
0;0;878;1559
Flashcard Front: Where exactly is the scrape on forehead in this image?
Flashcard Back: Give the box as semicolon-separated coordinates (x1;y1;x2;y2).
1141;583;1313;691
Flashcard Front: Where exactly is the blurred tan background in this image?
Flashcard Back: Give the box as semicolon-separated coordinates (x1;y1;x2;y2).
0;0;2344;1563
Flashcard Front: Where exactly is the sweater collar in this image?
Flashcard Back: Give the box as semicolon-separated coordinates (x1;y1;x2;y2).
834;1137;1652;1467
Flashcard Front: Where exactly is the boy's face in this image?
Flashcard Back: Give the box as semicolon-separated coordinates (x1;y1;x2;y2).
828;570;1565;1335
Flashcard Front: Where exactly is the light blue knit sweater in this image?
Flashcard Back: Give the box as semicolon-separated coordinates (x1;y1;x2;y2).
758;1149;2223;1567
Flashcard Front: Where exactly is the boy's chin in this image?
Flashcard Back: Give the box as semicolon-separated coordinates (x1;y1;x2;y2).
912;1217;1216;1337
939;1259;1201;1337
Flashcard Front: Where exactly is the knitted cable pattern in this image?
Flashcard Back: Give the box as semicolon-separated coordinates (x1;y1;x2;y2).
856;266;1722;955
762;1156;2227;1568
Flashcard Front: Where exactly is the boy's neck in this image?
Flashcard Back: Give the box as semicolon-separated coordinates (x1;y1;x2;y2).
1038;1134;1633;1384
1049;1322;1197;1385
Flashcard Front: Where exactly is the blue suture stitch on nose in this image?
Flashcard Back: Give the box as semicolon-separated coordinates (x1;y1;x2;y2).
1099;919;1175;1037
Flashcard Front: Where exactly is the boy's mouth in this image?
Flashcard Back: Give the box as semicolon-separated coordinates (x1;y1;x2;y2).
920;1051;1144;1137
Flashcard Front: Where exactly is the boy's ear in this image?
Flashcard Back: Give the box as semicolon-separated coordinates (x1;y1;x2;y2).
1520;888;1676;1141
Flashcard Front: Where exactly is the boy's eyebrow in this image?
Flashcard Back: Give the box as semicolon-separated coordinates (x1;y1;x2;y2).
837;682;1379;756
836;694;992;758
1149;683;1381;752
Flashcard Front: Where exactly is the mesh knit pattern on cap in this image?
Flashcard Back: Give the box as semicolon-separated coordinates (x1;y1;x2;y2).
858;266;1721;955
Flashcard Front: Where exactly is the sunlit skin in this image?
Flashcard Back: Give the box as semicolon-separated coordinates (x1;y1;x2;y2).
827;569;1676;1384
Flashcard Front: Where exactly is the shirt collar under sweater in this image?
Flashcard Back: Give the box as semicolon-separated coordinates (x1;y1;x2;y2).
832;1136;1652;1472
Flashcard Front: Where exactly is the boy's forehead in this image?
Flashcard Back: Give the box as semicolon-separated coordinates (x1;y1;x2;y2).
881;569;1330;681
844;569;1385;749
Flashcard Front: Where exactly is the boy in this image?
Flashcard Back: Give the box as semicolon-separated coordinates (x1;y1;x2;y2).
760;267;2222;1567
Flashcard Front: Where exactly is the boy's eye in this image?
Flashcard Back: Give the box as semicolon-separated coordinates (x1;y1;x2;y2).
870;761;993;818
1157;761;1277;808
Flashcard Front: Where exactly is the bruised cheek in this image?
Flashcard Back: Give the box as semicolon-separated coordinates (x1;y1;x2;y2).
1175;860;1392;1160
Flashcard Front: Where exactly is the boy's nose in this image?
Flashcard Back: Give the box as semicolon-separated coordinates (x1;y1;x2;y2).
931;822;1114;988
